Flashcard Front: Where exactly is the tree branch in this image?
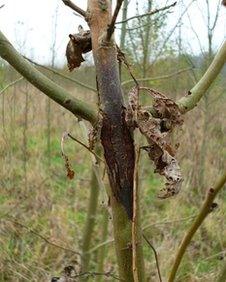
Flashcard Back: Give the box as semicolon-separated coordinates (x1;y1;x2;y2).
177;41;226;113
62;0;86;17
106;0;124;41
0;30;97;124
121;67;193;86
0;77;24;95
116;2;177;24
4;217;81;257
168;170;226;282
148;0;195;70
68;133;105;163
143;233;162;282
142;214;196;231
24;56;97;93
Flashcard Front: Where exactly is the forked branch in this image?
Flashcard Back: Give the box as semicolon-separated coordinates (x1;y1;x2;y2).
0;77;24;95
0;30;97;124
116;2;177;24
62;0;86;17
4;217;81;257
106;0;124;41
24;56;97;92
168;171;226;282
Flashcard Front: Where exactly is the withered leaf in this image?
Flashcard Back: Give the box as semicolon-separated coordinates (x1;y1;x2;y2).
125;86;139;129
61;132;75;180
66;26;92;71
142;88;183;126
127;86;183;198
62;153;75;180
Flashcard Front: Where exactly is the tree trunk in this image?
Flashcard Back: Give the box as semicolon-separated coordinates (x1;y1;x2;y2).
87;1;145;280
142;0;153;78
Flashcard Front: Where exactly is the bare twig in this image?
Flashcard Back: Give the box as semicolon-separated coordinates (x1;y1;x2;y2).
106;0;124;41
143;233;162;282
121;67;193;86
3;217;82;257
117;46;139;86
168;171;226;282
211;0;221;32
68;133;105;163
72;271;122;280
62;0;86;17
142;215;196;231
116;2;177;24
0;77;24;95
84;215;197;254
24;56;97;93
149;0;195;69
86;239;114;253
186;11;205;56
116;10;172;31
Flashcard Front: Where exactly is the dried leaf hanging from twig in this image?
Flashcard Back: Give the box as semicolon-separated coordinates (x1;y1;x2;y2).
127;86;183;198
61;132;75;180
66;25;92;71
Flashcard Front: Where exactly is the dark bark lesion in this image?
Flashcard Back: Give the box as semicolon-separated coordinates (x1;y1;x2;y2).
101;108;135;219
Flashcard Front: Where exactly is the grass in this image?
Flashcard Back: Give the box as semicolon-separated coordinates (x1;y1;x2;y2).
0;66;225;281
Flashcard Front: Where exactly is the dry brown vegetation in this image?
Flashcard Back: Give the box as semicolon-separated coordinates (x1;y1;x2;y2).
0;59;225;281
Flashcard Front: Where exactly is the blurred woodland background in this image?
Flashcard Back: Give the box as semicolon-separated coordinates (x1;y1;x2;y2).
0;0;226;281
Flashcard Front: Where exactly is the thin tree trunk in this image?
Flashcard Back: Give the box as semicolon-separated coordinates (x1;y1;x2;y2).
47;5;58;168
96;208;109;282
142;0;152;78
23;82;28;190
46;99;51;167
198;96;208;190
79;122;102;276
2;82;5;131
87;1;145;280
81;165;100;273
120;0;128;50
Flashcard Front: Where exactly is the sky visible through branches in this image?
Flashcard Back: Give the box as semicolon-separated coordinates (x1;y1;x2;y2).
0;0;225;66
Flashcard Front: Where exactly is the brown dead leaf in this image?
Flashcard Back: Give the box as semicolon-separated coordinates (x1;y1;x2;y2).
127;87;183;198
66;26;92;71
61;132;75;180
